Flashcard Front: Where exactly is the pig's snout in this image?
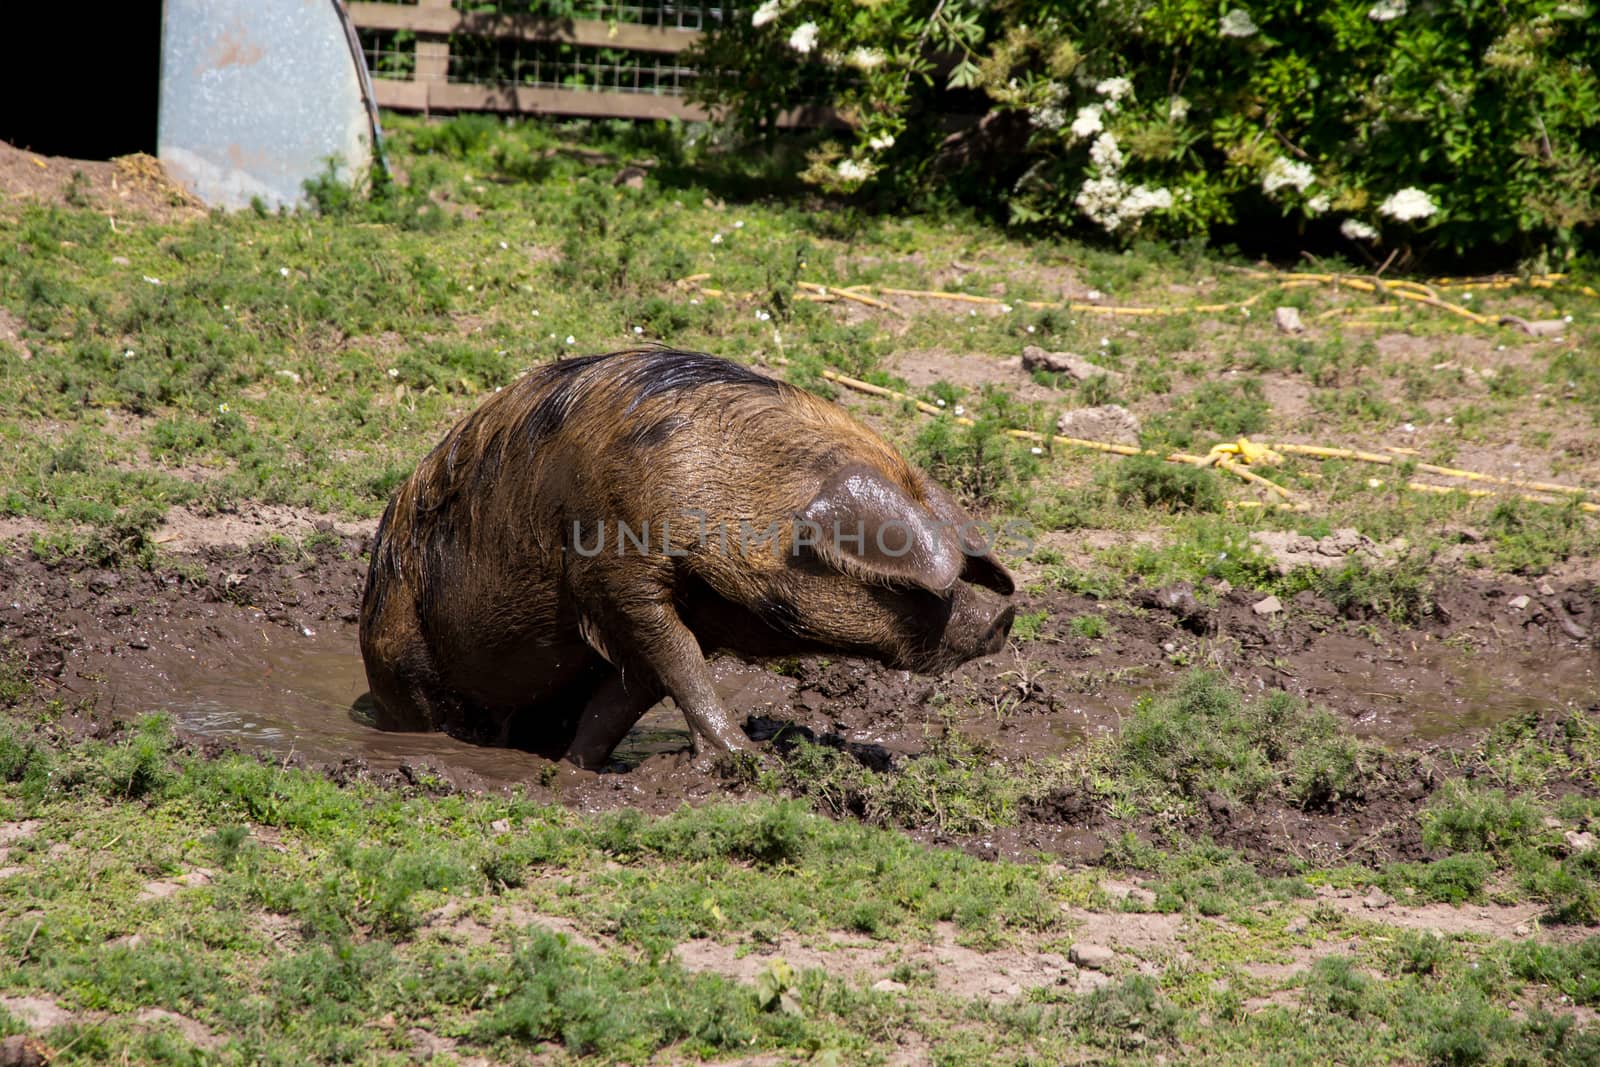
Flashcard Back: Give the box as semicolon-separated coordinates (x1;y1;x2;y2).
984;604;1016;655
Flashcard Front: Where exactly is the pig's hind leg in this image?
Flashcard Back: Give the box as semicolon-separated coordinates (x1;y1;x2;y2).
563;672;663;769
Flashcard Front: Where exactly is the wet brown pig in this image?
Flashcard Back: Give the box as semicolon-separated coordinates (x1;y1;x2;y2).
359;348;1016;768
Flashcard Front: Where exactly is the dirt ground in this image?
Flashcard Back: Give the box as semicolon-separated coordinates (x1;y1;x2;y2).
3;514;1593;870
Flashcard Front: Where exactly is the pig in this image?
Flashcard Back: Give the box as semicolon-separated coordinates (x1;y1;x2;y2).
358;347;1016;768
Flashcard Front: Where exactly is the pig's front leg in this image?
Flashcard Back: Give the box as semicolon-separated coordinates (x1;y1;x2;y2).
577;591;755;763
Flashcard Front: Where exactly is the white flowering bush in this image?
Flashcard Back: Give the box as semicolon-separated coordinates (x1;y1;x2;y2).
688;0;1600;257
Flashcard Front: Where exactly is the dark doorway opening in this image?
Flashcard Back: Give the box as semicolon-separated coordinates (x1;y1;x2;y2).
0;2;163;159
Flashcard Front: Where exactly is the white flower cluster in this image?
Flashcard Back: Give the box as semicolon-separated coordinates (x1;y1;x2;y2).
837;159;873;182
867;133;895;151
1262;157;1315;196
1075;177;1173;232
846;47;885;70
751;0;782;27
1095;77;1133;103
1340;219;1378;241
1378;187;1437;221
1089;132;1123;171
1219;9;1258;37
788;21;819;54
1031;105;1067;131
1070;104;1104;141
1368;0;1407;21
1169;95;1190;122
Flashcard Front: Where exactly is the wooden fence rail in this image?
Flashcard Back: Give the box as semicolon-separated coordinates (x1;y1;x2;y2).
347;0;711;121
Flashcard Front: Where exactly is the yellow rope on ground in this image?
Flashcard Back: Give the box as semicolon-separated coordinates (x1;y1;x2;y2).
817;370;1600;515
819;370;1296;501
1266;443;1600;501
689;264;1594;330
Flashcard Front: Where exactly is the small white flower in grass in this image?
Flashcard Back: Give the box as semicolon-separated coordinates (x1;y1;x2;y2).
1026;325;1036;333
467;285;475;292
1341;218;1379;241
1403;423;1416;433
690;298;701;305
1368;0;1406;20
1565;315;1574;323
1087;289;1104;301
837;159;871;182
788;21;819;54
1308;194;1331;214
1031;446;1043;455
531;309;540;317
1096;77;1132;102
847;47;885;71
969;309;977;317
1169;96;1191;122
1219;9;1258;37
733;220;745;229
954;405;966;416
868;134;895;152
387;367;399;379
935;398;947;407
1001;304;1013;313
1378;187;1436;221
1461;293;1472;302
1368;477;1383;488
633;326;644;334
565;336;576;345
301;626;316;638
755;309;772;322
1070;105;1104;141
751;0;781;27
143;275;161;285
711;232;723;244
1263;157;1315;195
1099;337;1109;347
499;241;508;249
218;403;231;414
123;349;134;359
279;267;290;277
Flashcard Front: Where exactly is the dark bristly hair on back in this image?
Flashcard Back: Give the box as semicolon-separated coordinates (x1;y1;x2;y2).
520;348;782;444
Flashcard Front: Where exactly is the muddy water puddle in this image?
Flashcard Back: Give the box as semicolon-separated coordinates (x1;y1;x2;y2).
93;615;1593;789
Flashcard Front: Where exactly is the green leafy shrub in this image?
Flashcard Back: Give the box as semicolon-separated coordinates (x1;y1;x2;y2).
686;0;1600;260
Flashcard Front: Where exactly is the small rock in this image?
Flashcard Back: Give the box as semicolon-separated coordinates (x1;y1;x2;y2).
111;255;131;266
490;819;512;833
1055;405;1140;446
613;165;648;190
871;979;907;994
1507;595;1531;611
1362;888;1394;910
1537;580;1556;597
1022;345;1126;384
1565;830;1598;854
1499;315;1566;338
1213;579;1233;595
1069;943;1115;971
1544;817;1566;831
275;369;302;385
1161;641;1177;654
1286;917;1309;935
1274;306;1306;333
1513;923;1533;938
1251;595;1284;616
0;867;24;880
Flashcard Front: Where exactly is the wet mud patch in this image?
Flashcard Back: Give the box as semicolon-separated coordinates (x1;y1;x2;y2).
0;536;1595;866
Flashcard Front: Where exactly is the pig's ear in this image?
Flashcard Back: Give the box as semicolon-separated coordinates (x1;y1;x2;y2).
800;465;963;594
913;472;1016;596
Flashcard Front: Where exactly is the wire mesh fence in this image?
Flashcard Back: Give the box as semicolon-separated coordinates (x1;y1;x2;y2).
446;37;698;93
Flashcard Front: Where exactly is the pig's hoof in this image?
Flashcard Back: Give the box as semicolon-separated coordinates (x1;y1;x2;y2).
689;746;766;779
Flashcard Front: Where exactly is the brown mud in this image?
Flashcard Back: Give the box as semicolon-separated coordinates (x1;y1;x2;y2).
3;528;1596;869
